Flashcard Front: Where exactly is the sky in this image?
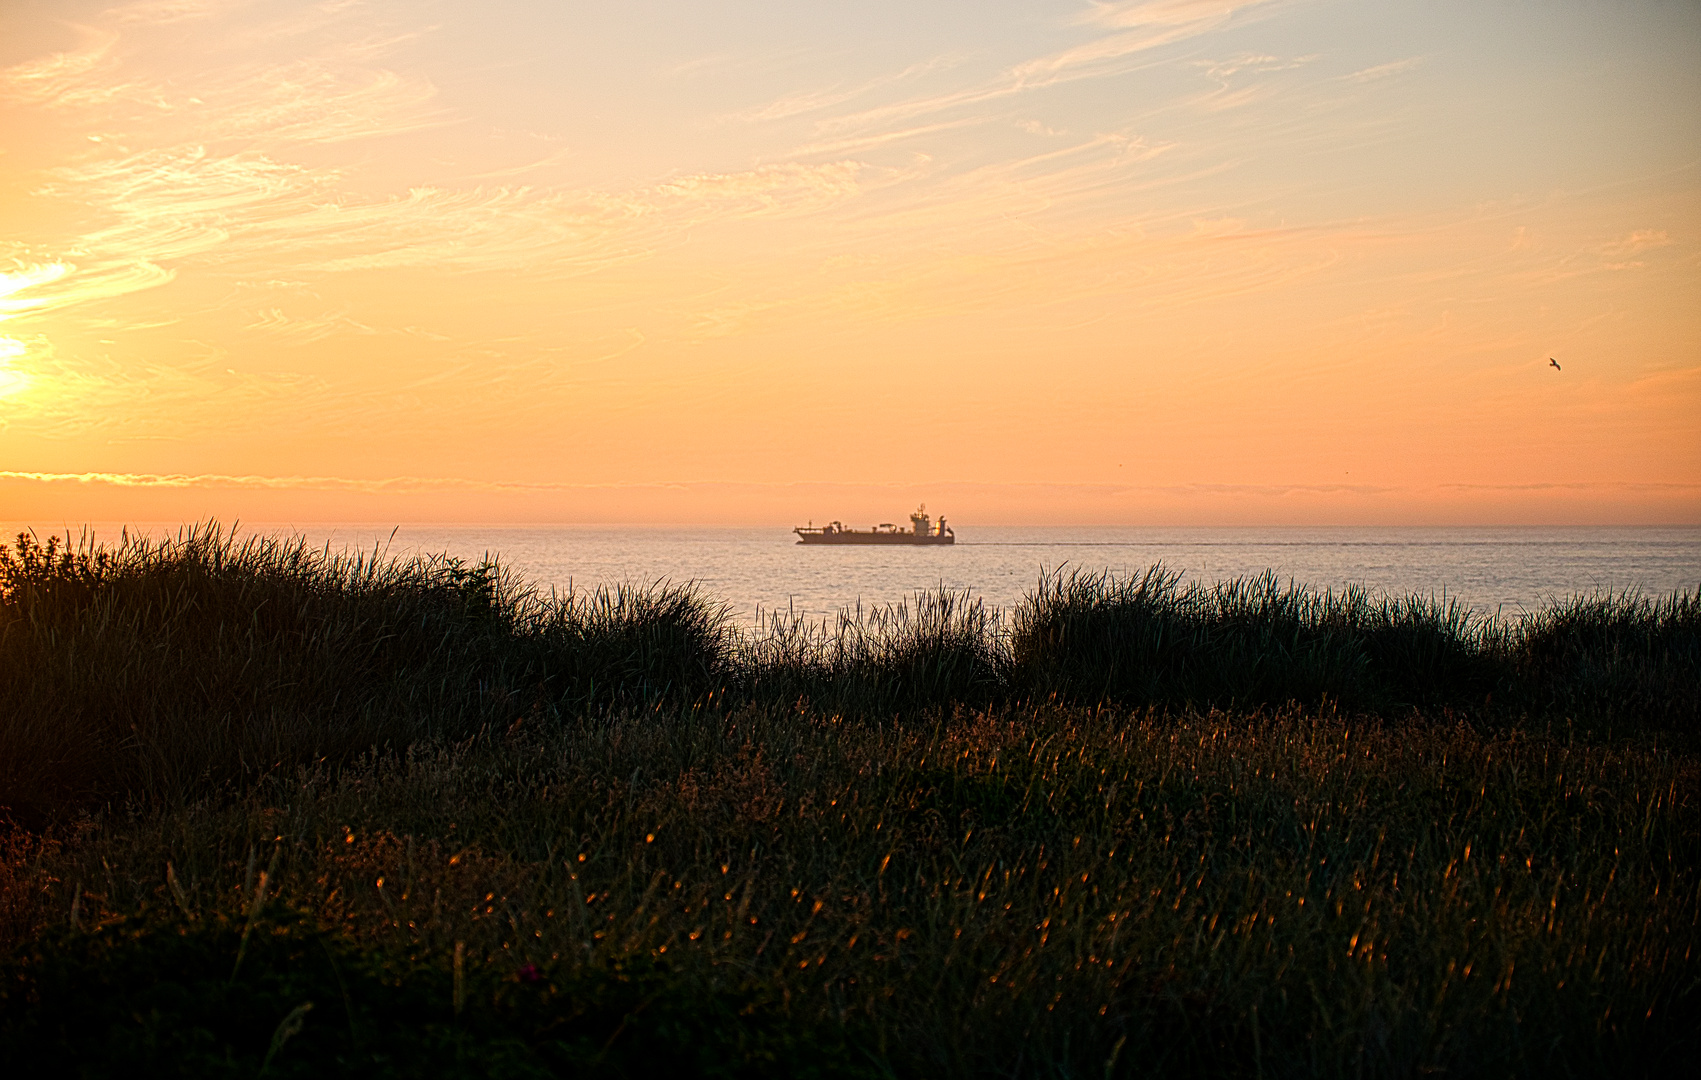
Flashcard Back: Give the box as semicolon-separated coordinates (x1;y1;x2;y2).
0;0;1697;526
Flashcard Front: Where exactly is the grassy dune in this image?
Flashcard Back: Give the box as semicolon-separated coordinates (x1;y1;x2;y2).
1;525;1697;1076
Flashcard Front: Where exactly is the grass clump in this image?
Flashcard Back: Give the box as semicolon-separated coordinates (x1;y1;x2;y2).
537;580;735;713
0;525;516;822
2;905;866;1078
1009;566;1499;711
3;526;1697;828
1514;589;1701;724
0;526;733;826
1009;566;1699;720
5;707;1696;1077
741;588;1006;715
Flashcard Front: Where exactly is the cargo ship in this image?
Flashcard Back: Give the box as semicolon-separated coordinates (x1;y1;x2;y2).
795;505;955;545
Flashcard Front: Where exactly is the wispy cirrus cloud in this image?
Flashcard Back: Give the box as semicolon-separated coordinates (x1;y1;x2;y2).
1197;52;1313;79
1075;0;1273;30
12;86;867;326
1340;56;1424;83
0;29;158;110
244;307;376;342
0;468;682;494
1020;0;1269;85
189;61;448;145
1608;229;1674;255
743;0;1284;153
722;56;965;125
2;0;1296;348
111;0;233;25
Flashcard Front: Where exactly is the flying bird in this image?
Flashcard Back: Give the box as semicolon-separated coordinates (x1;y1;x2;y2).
1549;358;1561;371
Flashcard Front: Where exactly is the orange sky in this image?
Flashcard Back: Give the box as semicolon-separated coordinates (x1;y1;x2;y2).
1;0;1697;526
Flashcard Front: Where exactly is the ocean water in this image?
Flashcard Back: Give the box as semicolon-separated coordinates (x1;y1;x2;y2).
20;523;1692;626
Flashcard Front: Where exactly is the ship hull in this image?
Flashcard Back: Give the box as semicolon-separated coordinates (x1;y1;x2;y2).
796;532;954;545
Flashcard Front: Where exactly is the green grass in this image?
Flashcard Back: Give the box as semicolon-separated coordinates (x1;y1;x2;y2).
1;524;1697;1076
2;905;867;1078
6;706;1695;1077
740;587;1006;716
0;525;737;823
1009;567;1506;713
1512;589;1701;724
3;525;1694;825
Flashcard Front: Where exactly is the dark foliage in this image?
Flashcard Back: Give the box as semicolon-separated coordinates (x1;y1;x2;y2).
2;526;1695;826
1008;567;1506;712
1512;589;1701;724
5;706;1695;1079
0;905;872;1078
0;527;733;824
739;588;1007;715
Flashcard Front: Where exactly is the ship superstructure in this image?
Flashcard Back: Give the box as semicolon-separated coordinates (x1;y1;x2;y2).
794;505;955;545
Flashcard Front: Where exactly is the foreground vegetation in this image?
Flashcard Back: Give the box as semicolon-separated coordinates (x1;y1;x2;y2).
1;525;1697;1076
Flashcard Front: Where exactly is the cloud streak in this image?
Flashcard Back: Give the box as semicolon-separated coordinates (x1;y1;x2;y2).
774;0;1281;148
5;470;1693;501
0;30;140;109
1;0;1294;341
15;135;869;327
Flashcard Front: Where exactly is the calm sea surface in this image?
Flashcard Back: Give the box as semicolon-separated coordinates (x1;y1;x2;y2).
19;523;1696;625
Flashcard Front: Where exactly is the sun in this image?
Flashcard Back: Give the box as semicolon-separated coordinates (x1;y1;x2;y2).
0;264;67;319
0;338;32;401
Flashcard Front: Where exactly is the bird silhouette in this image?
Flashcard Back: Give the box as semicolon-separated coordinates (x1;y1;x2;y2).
1549;358;1561;371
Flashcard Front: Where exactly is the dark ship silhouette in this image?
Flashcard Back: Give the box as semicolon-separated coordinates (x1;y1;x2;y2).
794;505;955;545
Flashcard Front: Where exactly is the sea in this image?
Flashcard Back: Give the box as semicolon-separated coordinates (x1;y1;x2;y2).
16;523;1697;627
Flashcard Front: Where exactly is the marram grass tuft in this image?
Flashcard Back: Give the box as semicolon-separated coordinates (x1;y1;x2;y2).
2;528;1696;823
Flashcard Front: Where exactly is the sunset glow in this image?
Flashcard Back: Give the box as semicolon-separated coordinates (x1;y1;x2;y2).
1;0;1697;525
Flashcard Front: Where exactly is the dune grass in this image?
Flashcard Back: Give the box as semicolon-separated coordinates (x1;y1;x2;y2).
739;589;1006;717
1;524;1697;1076
5;706;1695;1077
0;525;735;824
1008;566;1505;714
3;525;1693;825
1512;589;1701;724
